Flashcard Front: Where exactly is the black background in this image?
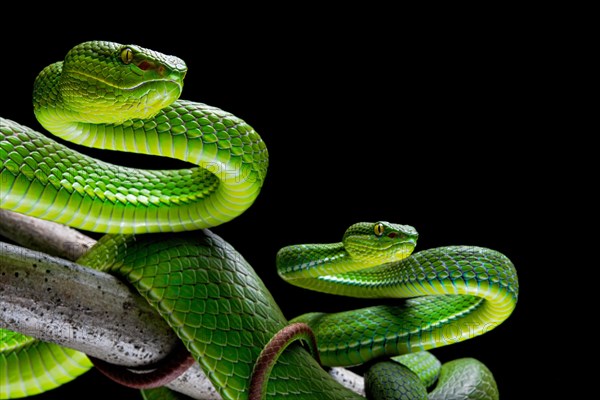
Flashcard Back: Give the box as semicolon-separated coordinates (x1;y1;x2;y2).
2;9;549;399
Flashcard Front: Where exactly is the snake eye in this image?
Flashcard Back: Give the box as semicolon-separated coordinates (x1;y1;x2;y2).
120;47;134;64
374;223;385;237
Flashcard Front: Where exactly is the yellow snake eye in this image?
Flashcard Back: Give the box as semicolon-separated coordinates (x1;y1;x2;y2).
120;47;134;64
374;223;385;237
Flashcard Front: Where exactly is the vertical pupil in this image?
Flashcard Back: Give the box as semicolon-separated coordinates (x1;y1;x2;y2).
122;49;133;64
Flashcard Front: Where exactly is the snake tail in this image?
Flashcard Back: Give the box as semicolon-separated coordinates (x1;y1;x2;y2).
88;341;195;389
248;322;320;400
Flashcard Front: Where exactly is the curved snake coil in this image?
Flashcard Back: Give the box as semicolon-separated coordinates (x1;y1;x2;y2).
0;41;518;399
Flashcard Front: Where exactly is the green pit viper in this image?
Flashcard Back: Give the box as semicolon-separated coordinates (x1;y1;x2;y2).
0;41;518;400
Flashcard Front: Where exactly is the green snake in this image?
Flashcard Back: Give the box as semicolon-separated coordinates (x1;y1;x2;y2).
0;41;518;399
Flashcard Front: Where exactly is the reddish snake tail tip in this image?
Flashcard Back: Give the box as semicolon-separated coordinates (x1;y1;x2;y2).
89;341;195;389
249;322;320;400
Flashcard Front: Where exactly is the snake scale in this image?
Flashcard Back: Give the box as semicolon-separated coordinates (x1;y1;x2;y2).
0;41;518;399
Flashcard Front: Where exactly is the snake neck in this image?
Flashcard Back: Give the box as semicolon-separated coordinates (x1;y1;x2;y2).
32;63;63;129
33;62;128;135
277;242;384;291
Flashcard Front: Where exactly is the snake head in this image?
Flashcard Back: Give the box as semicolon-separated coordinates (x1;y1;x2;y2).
52;41;187;123
343;221;418;264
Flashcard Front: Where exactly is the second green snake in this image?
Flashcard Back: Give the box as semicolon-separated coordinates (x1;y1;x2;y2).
0;41;518;399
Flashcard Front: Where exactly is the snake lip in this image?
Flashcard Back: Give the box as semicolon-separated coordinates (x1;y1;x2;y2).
70;70;183;92
387;237;417;249
127;78;183;92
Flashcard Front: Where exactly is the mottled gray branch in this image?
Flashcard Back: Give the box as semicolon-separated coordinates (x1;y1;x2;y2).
329;368;366;397
0;210;365;398
0;237;219;398
0;209;96;260
0;241;178;365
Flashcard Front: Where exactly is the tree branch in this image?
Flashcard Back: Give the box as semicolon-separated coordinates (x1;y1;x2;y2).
0;241;178;365
0;209;96;260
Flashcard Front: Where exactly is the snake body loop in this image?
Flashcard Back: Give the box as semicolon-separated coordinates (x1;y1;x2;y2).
277;222;517;398
2;41;268;234
0;42;517;400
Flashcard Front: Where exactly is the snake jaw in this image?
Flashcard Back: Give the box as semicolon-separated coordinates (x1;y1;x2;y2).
392;239;418;260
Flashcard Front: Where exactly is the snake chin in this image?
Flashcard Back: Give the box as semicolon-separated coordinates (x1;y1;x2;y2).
383;240;416;257
125;81;183;120
394;247;413;258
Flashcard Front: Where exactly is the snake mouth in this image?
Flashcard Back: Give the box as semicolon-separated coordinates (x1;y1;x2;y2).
70;70;183;93
381;239;417;260
124;78;183;92
382;237;417;249
351;239;417;257
129;79;184;104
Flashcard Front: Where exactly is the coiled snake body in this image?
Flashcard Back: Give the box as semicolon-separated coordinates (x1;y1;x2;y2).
0;41;518;399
